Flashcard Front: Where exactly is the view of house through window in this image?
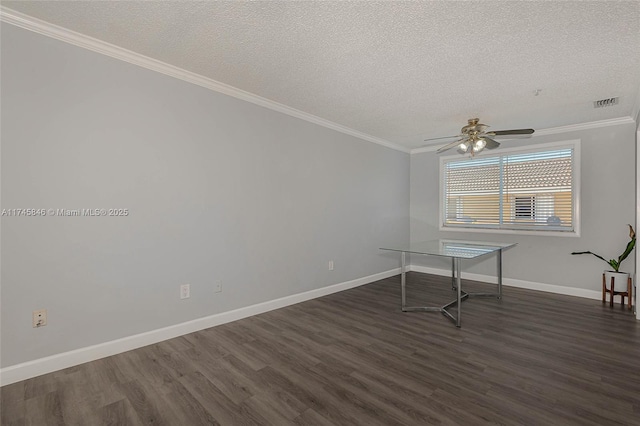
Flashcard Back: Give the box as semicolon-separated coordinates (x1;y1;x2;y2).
442;145;576;233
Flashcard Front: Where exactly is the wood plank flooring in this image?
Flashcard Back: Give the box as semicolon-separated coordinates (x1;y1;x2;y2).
2;272;640;425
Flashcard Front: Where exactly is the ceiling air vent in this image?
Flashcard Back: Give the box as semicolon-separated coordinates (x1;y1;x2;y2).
593;97;619;108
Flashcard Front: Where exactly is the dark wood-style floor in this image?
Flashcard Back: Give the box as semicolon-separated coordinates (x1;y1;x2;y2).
2;272;640;425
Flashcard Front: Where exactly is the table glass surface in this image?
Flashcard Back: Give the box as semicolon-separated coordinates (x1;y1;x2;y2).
380;239;516;259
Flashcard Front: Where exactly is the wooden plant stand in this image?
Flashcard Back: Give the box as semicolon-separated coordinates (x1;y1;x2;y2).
602;273;632;309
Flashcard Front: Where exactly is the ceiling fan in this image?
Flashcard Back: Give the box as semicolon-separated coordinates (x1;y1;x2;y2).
425;118;535;156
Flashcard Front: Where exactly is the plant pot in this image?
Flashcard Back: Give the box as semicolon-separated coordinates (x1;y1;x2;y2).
604;271;630;292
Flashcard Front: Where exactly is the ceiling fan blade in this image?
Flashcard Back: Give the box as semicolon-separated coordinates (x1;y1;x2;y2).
483;137;500;149
424;134;460;142
437;138;465;153
490;129;535;136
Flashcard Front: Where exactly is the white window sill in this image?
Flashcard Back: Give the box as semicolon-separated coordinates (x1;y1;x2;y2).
440;224;580;238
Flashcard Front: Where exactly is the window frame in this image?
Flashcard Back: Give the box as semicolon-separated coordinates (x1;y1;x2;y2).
439;140;581;237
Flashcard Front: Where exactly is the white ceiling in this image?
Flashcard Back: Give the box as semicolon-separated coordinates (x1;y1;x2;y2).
3;1;640;150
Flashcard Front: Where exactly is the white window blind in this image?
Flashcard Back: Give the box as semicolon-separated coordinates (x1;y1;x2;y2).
442;147;575;233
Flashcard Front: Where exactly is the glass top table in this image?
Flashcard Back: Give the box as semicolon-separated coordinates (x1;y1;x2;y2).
380;239;516;327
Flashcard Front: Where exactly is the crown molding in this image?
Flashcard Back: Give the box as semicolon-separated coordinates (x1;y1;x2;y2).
0;7;410;154
411;145;441;154
410;116;636;155
533;116;635;136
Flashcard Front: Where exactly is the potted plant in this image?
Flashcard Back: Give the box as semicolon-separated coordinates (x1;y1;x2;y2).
572;224;636;303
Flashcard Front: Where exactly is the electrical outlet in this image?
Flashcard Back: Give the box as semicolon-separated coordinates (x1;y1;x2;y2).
328;260;334;271
214;281;222;293
33;309;47;328
180;284;190;299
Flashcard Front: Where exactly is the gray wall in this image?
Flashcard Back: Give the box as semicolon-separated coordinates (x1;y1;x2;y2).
0;25;409;367
410;122;636;290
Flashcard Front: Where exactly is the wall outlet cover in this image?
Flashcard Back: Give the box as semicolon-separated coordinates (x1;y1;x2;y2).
180;284;190;299
33;309;47;327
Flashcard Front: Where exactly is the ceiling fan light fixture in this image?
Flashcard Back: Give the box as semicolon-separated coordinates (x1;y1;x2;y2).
429;118;535;156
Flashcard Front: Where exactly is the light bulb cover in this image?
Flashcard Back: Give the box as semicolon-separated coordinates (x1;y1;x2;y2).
474;138;486;151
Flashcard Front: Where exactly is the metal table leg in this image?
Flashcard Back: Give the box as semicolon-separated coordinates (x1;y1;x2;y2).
442;258;464;327
462;249;504;300
456;259;461;326
401;250;444;313
401;251;406;310
497;248;503;300
451;257;456;290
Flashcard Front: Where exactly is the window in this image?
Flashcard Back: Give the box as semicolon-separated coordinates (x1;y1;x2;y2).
514;196;535;219
440;141;579;235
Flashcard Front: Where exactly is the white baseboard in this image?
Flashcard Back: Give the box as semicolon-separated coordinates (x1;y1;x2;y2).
409;265;602;300
1;265;608;385
0;268;400;386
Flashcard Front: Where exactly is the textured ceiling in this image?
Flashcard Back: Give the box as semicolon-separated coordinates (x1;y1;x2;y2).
3;1;640;149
